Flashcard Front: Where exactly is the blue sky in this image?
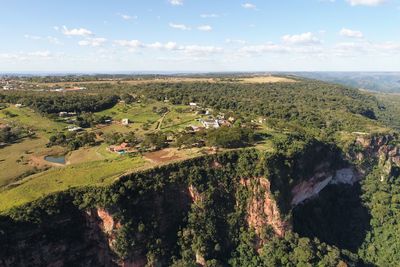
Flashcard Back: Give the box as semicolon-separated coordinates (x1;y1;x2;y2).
0;0;399;72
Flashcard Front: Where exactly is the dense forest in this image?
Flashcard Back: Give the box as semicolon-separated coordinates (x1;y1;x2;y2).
0;92;118;114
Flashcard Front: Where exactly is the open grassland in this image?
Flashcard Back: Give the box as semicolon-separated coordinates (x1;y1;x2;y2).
67;143;118;165
0;137;50;187
0;106;69;185
0;156;148;212
0;101;203;189
0;106;66;137
160;105;201;131
238;76;296;83
34;77;218;87
0;146;210;212
97;101;161;123
33;75;296;88
96;101;161;135
97;101;201;135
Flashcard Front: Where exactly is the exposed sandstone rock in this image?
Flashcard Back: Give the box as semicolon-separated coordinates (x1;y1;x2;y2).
188;184;204;203
241;177;289;238
195;252;206;266
292;168;358;206
354;134;399;178
86;208;121;251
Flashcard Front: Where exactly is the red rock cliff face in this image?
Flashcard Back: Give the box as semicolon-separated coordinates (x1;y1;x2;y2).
86;208;150;267
86;208;121;251
240;177;290;239
354;134;399;178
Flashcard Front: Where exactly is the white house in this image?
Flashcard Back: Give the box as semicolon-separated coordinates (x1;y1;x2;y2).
189;102;197;107
201;119;220;129
122;118;130;125
67;126;83;132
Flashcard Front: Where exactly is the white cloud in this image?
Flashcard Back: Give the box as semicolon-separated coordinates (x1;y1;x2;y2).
330;40;400;57
340;28;363;38
61;26;93;37
197;25;212;32
200;14;219;18
114;39;223;57
118;13;137;20
169;0;183;6
47;36;62;45
24;34;41;40
181;45;223;56
347;0;385;6
240;43;290;54
169;22;191;30
79;37;107;47
0;51;53;61
147;42;179;50
114;40;143;49
242;3;257;9
282;32;321;45
147;42;222;55
226;39;248;45
28;51;52;58
24;34;62;45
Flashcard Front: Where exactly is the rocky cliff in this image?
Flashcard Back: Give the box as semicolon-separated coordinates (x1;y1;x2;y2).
1;136;398;267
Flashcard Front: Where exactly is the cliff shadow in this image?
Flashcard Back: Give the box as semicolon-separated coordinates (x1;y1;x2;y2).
292;183;371;252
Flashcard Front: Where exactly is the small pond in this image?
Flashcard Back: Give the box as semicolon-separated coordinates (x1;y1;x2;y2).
44;155;66;164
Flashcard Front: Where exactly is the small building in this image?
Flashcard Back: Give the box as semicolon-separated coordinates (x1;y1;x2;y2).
189;102;197;107
201;119;220;129
109;142;131;154
218;120;231;127
67;126;83;132
15;104;23;108
190;125;205;132
114;142;129;152
121;118;130;125
59;111;76;117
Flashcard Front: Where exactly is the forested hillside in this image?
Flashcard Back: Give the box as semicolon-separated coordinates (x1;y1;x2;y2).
0;78;399;267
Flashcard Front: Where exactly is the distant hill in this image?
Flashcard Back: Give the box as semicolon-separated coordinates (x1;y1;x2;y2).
289;72;400;93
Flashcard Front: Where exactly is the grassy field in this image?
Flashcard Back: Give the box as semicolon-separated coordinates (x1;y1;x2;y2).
0;137;49;186
33;75;296;88
0;155;148;212
96;101;163;136
238;76;296;83
0;106;66;137
0;100;207;211
160;105;201;131
0;106;68;186
67;143;118;165
97;101;161;123
97;101;201;135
